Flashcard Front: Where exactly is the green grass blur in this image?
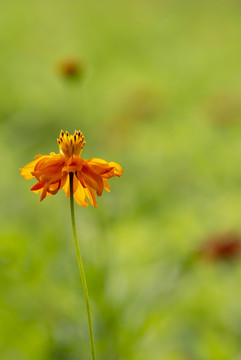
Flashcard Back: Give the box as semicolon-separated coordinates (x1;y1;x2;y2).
1;0;241;359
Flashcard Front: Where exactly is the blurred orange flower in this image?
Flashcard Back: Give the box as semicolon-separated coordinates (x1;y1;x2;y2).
20;130;123;207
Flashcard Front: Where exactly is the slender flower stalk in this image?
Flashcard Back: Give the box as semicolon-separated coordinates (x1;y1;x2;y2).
69;172;96;360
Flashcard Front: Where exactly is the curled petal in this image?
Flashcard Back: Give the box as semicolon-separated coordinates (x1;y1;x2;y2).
105;162;123;177
40;184;48;201
31;187;51;197
74;182;88;207
20;157;44;180
31;181;45;191
48;180;61;195
81;163;104;196
84;186;98;208
103;180;110;192
48;175;68;195
33;154;65;181
87;158;123;178
76;171;87;188
86;158;111;175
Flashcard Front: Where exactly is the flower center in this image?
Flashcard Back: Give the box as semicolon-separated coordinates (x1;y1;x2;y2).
57;130;86;157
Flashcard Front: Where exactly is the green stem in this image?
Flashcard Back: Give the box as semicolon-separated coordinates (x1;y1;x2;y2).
69;172;96;360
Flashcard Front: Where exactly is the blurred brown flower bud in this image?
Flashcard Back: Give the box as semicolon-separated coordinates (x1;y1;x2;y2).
198;232;241;261
57;58;84;80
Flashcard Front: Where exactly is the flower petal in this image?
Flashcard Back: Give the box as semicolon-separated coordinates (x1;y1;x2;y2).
63;173;79;197
20;158;42;179
74;182;88;207
47;175;68;195
81;163;104;196
76;171;87;188
84;186;98;208
87;158;123;178
32;154;66;182
40;184;48;201
103;180;110;192
31;181;45;191
106;162;123;177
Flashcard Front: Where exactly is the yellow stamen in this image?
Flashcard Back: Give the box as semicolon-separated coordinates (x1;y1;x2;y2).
57;130;86;158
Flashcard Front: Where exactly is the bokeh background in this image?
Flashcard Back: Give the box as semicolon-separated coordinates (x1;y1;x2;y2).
1;0;241;359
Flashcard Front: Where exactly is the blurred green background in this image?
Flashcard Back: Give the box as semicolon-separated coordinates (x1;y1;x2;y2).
1;0;241;359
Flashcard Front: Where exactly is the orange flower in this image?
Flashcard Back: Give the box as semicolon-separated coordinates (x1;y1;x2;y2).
20;130;123;207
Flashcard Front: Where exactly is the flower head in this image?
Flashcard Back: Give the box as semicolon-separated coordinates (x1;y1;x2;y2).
20;130;123;207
